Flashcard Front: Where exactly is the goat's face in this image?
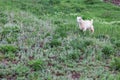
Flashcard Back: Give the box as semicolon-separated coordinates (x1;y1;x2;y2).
77;17;82;23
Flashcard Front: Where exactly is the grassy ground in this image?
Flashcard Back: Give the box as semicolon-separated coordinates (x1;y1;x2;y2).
0;0;120;80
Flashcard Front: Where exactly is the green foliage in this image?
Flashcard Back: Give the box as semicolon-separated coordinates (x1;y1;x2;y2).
84;0;101;4
70;39;83;49
102;45;114;55
96;34;109;40
49;39;61;47
54;20;61;25
0;0;120;79
6;37;17;44
0;44;18;53
0;53;5;61
111;57;120;71
48;0;60;5
1;26;20;35
70;38;93;52
28;59;44;70
16;77;26;80
114;40;120;47
1;26;20;43
4;52;16;60
0;68;14;77
110;37;116;44
0;12;7;24
84;39;94;46
54;24;70;38
67;50;80;60
27;72;41;80
100;11;118;21
15;64;30;76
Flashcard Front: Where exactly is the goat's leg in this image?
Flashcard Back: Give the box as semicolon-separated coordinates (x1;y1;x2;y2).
83;28;87;32
90;26;94;33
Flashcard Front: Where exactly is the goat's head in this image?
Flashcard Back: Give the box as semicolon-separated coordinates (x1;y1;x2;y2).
77;17;82;23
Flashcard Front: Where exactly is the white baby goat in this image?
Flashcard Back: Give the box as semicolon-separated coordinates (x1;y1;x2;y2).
77;17;94;33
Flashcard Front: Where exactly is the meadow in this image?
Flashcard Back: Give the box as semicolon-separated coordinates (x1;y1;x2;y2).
0;0;120;80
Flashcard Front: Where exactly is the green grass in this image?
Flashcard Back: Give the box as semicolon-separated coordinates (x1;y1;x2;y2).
0;0;120;79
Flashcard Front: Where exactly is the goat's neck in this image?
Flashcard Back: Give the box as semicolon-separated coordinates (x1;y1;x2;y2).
78;20;84;29
79;20;84;25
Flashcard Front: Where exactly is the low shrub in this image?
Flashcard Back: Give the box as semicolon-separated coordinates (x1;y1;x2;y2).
102;45;114;55
1;26;20;43
49;39;61;47
84;39;94;46
28;59;44;70
114;40;120;47
27;72;41;80
54;25;67;38
0;44;18;53
111;57;120;71
4;52;16;60
84;0;101;4
48;0;60;5
70;38;93;51
0;12;7;24
15;65;30;76
67;50;80;60
6;37;17;44
96;34;109;41
0;53;5;61
1;26;20;36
